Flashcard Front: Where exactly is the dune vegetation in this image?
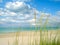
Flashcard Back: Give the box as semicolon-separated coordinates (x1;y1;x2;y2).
10;11;60;45
0;10;60;45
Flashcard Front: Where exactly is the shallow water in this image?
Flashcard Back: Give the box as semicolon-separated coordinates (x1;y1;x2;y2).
0;27;59;33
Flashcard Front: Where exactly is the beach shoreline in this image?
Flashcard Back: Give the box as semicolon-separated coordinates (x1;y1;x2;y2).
0;30;60;45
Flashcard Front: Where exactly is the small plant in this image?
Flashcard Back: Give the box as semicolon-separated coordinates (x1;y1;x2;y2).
13;32;19;45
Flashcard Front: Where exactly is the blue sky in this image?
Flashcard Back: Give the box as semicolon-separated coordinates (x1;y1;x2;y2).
0;0;60;14
0;0;60;27
30;0;60;14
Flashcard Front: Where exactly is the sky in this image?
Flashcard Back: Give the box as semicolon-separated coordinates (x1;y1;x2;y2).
0;0;60;27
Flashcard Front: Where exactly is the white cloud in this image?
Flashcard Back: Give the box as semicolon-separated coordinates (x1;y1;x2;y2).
5;2;31;13
56;11;60;16
0;18;6;21
27;18;37;26
6;2;25;10
28;19;35;23
5;11;17;16
0;8;4;16
0;2;34;26
31;23;36;26
10;19;17;22
0;22;3;24
0;11;4;16
0;1;60;27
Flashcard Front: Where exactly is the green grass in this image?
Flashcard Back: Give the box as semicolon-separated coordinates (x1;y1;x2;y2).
11;30;60;45
12;13;60;45
31;30;60;45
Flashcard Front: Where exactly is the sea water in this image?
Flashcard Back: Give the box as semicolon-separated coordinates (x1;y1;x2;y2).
0;27;59;33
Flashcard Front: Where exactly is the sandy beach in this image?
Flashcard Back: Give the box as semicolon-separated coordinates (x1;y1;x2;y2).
0;30;60;45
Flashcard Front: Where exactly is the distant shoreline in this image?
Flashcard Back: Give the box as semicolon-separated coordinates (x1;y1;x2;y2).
0;28;60;34
0;30;60;37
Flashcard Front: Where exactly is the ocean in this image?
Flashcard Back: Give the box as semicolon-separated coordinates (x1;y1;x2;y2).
0;27;59;33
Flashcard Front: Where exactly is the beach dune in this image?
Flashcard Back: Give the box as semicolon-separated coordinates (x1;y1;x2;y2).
0;30;60;45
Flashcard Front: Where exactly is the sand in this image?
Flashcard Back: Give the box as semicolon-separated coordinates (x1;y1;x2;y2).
0;30;60;45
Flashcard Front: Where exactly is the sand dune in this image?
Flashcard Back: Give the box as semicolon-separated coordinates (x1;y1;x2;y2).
0;30;60;45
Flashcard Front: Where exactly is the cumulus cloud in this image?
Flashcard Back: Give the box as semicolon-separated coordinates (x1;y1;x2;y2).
56;11;60;16
0;1;37;27
0;1;60;27
6;2;32;13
